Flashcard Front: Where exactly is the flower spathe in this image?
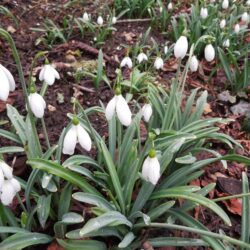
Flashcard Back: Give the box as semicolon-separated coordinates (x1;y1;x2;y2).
28;92;46;118
39;64;60;85
142;151;160;185
190;55;199;72
137;53;148;63
200;7;208;19
63;123;92;155
204;44;215;62
174;36;188;59
154;57;164;70
0;161;21;206
142;103;153;122
0;64;15;102
120;56;133;69
105;93;132;126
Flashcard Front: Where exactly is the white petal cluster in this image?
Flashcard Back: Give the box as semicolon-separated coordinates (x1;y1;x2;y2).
137;53;148;64
200;7;208;19
168;2;173;10
190;55;199;72
63;123;92;155
142;153;160;185
220;19;226;29
0;64;15;102
39;64;60;85
174;36;188;59
241;12;249;23
223;39;230;48
154;57;164;70
97;16;104;25
141;103;153;122
112;17;117;24
204;44;215;62
120;56;133;69
83;12;89;22
105;94;132;126
222;0;229;9
247;0;250;6
0;161;21;206
28;92;46;118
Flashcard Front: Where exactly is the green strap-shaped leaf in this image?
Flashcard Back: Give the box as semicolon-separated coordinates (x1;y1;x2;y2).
57;239;107;250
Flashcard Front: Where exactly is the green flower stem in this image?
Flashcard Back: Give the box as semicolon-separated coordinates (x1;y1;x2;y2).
16;193;27;214
135;223;250;249
213;192;250;202
41;118;51;150
0;28;42;156
40;82;48;97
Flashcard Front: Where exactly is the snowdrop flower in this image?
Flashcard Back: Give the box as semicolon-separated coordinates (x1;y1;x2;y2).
137;52;148;64
0;64;15;102
120;56;133;69
0;161;21;206
168;2;173;10
154;57;164;70
142;150;160;185
222;0;229;9
164;45;168;55
112;16;117;24
241;12;249;23
200;7;208;19
141;103;153;122
220;19;226;29
223;39;230;48
63;118;92;155
28;92;46;118
83;12;89;22
190;55;199;72
174;36;188;59
97;16;104;25
39;63;60;86
204;44;215;62
247;0;250;6
210;0;216;3
105;89;132;126
234;24;240;33
159;6;163;13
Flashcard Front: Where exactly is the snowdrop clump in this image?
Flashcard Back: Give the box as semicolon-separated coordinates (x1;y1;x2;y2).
63;118;92;155
39;63;60;85
105;89;132;126
142;149;160;185
0;161;21;206
0;64;15;102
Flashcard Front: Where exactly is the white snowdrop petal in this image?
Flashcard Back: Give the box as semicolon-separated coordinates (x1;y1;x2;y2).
154;57;164;70
142;104;153;122
0;69;10;101
204;44;215;62
105;96;116;121
97;16;104;25
39;67;45;81
43;65;56;85
116;95;132;126
0;169;4;189
142;157;151;182
29;93;46;118
0;161;13;179
10;178;21;192
51;67;60;79
174;36;188;59
62;126;77;155
77;124;92;152
126;57;133;68
190;56;199;72
148;157;160;185
222;0;229;9
1;181;16;206
0;65;15;91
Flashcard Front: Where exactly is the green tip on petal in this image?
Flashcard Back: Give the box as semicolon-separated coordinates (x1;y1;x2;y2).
45;58;50;65
29;85;36;94
115;88;121;95
149;149;156;158
72;116;79;125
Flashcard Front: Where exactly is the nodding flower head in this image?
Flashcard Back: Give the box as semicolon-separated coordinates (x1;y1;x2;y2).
0;64;15;102
39;63;60;86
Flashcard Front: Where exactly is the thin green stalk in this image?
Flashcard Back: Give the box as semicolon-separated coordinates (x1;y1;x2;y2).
16;193;27;214
135;223;250;249
40;82;48;97
213;192;250;202
41;118;51;149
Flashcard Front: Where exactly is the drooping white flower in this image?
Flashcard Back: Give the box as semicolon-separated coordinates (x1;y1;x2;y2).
39;64;60;86
120;56;133;69
137;53;148;64
164;45;168;55
0;161;13;180
28;92;46;118
204;44;215;62
112;17;117;24
210;0;216;3
83;12;89;22
223;39;230;48
154;57;164;70
168;2;173;10
241;12;249;23
220;19;226;29
174;36;188;59
141;103;153;122
97;16;104;25
105;92;132;126
0;64;15;102
190;55;199;72
159;6;163;13
200;7;208;19
247;0;250;6
63;122;92;155
234;24;240;33
222;0;229;9
142;150;160;185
